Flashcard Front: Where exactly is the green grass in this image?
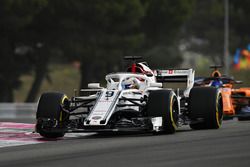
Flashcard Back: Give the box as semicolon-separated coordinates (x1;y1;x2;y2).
230;69;250;88
14;64;81;102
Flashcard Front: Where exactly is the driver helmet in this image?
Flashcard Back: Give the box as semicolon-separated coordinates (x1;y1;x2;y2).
121;78;139;89
211;80;223;88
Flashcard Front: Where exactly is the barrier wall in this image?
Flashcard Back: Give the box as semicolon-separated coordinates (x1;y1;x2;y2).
0;103;37;119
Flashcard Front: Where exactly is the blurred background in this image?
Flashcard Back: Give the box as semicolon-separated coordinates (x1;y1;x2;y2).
0;0;250;102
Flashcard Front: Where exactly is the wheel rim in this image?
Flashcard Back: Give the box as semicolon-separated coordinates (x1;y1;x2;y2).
216;93;223;127
169;95;178;130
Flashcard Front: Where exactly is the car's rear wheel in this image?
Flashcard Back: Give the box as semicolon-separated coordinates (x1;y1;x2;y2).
147;90;179;134
36;92;69;138
189;87;223;129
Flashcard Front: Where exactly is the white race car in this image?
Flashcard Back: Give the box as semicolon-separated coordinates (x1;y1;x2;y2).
36;59;223;138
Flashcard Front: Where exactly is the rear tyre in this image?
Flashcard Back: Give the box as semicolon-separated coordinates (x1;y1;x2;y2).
36;92;69;138
147;90;179;134
189;87;223;130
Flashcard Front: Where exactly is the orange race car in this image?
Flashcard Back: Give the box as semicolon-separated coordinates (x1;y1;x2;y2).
195;65;250;120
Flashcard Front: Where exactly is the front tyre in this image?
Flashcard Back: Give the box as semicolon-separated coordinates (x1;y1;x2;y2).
147;90;179;134
36;92;69;138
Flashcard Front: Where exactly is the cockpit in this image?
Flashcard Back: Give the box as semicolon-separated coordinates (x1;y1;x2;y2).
106;73;150;91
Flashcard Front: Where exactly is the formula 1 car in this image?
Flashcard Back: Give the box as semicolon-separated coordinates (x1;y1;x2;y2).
194;65;250;120
36;58;223;138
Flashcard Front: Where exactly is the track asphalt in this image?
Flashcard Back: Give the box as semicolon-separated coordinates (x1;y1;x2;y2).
0;119;249;167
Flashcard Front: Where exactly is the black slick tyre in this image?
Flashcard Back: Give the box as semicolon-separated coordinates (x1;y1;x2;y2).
36;92;69;138
147;90;179;134
189;87;223;129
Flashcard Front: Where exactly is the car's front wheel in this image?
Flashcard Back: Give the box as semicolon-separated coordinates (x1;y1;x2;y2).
36;92;69;138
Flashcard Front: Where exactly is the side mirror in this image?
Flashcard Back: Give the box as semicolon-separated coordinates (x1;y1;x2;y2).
88;83;102;89
149;82;162;88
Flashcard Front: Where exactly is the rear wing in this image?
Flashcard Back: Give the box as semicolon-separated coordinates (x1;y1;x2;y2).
154;69;195;97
